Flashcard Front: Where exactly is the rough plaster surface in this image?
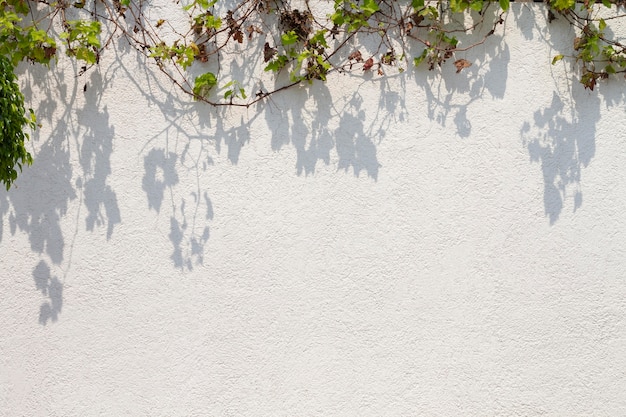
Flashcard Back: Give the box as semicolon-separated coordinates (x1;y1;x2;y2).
2;4;626;416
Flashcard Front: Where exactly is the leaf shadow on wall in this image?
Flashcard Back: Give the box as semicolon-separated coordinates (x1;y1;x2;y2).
33;260;63;325
410;7;509;138
0;64;120;323
0;65;76;266
213;0;379;179
76;71;121;240
98;38;224;271
133;65;216;271
142;146;212;270
519;85;618;224
515;5;625;224
264;80;382;179
135;55;386;269
138;85;385;271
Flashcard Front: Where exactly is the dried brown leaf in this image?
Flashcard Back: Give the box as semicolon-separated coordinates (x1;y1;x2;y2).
454;59;472;73
363;57;374;71
263;42;276;62
349;50;363;62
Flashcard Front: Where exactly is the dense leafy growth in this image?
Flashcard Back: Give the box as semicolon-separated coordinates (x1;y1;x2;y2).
0;55;34;190
1;0;626;188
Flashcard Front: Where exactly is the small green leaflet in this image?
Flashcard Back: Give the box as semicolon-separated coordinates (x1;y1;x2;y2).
361;0;379;16
552;54;564;65
193;72;217;98
281;31;298;46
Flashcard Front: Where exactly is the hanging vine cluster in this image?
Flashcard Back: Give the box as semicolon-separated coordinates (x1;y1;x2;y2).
1;0;626;188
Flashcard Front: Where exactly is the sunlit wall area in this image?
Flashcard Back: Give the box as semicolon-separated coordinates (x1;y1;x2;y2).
2;4;626;416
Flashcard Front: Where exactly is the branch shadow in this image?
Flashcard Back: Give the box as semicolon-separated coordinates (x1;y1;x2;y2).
8;1;621;288
129;54;216;271
264;80;382;179
137;72;385;270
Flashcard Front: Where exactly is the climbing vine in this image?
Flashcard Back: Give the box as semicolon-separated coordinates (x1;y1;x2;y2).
0;55;34;189
1;0;626;188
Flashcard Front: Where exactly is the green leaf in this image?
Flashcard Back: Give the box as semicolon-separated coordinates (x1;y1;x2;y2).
14;0;29;15
87;34;100;48
193;72;217;98
361;0;379;16
183;0;216;10
470;0;484;12
264;55;288;72
309;30;328;48
599;18;606;32
205;15;221;29
0;55;34;189
281;31;299;46
330;11;345;26
450;0;469;13
499;0;510;11
414;49;428;67
412;0;424;9
76;47;97;64
552;54;564;65
550;0;575;11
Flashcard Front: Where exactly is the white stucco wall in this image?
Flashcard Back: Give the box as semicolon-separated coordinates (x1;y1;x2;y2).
2;3;626;415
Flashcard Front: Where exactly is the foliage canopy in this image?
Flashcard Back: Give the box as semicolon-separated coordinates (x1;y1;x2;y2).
1;0;626;188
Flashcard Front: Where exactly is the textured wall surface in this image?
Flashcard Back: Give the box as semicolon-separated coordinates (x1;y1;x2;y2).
2;4;626;416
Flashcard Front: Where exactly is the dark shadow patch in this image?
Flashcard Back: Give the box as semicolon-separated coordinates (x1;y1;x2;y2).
142;149;179;213
521;89;599;224
77;71;121;239
3;120;76;264
33;260;63;325
335;95;381;180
